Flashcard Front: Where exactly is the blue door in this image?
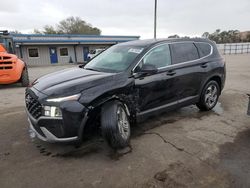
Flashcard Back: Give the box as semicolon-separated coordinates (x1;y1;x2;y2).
83;47;89;62
49;47;58;64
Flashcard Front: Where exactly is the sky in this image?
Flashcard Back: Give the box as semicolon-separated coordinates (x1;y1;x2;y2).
0;0;249;39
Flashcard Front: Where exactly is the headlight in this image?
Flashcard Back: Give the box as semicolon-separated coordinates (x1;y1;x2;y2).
43;106;62;117
46;94;81;103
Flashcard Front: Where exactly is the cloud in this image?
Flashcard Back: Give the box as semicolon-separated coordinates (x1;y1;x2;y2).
0;0;249;38
0;0;19;12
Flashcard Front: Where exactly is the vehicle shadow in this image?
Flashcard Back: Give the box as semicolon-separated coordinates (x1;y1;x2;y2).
31;104;223;160
0;83;23;89
132;104;223;137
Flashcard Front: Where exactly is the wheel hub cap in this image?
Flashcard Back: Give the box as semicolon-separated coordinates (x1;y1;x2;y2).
205;85;218;107
117;107;130;140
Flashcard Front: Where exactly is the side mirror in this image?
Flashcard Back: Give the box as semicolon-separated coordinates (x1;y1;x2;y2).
140;64;158;74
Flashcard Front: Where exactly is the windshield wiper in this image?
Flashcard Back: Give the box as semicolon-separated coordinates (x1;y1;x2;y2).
84;68;100;72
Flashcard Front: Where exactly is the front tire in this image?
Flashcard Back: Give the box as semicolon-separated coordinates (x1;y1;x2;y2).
196;80;220;111
101;101;130;149
21;68;29;87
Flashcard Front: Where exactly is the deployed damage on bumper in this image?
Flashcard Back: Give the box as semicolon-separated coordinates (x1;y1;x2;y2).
25;89;89;142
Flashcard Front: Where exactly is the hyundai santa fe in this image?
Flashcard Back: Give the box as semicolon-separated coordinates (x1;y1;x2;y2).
25;38;226;149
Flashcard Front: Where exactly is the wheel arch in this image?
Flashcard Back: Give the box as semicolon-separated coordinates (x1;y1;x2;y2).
79;95;134;142
208;75;222;94
196;75;221;111
92;95;132;116
200;75;222;97
88;94;137;123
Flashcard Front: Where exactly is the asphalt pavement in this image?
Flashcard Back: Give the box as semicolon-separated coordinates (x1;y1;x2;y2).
0;55;250;188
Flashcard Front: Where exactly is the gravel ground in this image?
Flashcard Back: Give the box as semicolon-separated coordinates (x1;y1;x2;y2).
0;55;250;188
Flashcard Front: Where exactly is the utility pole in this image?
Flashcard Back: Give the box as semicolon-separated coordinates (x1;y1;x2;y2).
154;0;157;39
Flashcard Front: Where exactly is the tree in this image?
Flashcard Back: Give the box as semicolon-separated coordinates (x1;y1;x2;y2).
57;17;101;35
34;16;101;35
219;31;228;43
246;33;250;42
9;30;21;34
33;29;42;34
168;34;180;38
202;29;248;43
34;26;57;34
202;32;209;38
43;25;57;34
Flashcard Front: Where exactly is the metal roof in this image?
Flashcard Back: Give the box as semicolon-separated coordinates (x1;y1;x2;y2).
12;34;140;45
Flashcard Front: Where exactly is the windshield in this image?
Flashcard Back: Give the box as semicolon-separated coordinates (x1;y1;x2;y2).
85;45;143;73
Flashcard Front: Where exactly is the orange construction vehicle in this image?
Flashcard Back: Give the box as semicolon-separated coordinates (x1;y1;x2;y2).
0;30;29;86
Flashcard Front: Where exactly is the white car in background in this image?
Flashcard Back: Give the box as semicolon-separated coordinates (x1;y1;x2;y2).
87;48;105;60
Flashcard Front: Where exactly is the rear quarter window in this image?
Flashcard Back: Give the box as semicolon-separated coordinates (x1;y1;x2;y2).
195;42;212;57
171;43;199;64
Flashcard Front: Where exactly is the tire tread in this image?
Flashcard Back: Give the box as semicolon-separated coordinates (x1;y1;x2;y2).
101;100;130;149
21;68;29;87
196;80;220;111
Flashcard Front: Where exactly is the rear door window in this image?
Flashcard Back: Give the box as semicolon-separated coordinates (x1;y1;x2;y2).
195;42;212;57
171;43;199;64
142;44;171;69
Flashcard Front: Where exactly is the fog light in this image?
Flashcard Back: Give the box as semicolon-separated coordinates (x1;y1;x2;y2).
29;129;36;139
43;106;62;117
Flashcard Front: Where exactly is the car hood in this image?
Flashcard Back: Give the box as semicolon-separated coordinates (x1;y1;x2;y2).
32;67;119;97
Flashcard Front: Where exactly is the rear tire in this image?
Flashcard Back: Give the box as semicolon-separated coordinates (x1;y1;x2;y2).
21;68;29;87
101;100;130;149
196;80;220;111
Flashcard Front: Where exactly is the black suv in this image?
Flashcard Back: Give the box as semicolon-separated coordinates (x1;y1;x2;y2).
25;38;226;149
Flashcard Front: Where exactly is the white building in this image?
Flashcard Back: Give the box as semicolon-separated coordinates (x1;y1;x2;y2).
12;34;140;66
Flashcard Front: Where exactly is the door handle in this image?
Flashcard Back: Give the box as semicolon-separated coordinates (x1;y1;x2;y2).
201;63;208;68
166;70;176;76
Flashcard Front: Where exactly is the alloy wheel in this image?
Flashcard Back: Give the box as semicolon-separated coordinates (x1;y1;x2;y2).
205;84;218;108
117;106;130;140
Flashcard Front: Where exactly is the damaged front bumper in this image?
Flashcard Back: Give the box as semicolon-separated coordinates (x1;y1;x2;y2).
26;100;89;143
27;116;78;142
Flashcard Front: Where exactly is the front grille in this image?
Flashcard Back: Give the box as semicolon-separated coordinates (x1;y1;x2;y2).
0;66;12;70
25;93;42;119
0;61;12;64
0;56;11;60
0;57;13;70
